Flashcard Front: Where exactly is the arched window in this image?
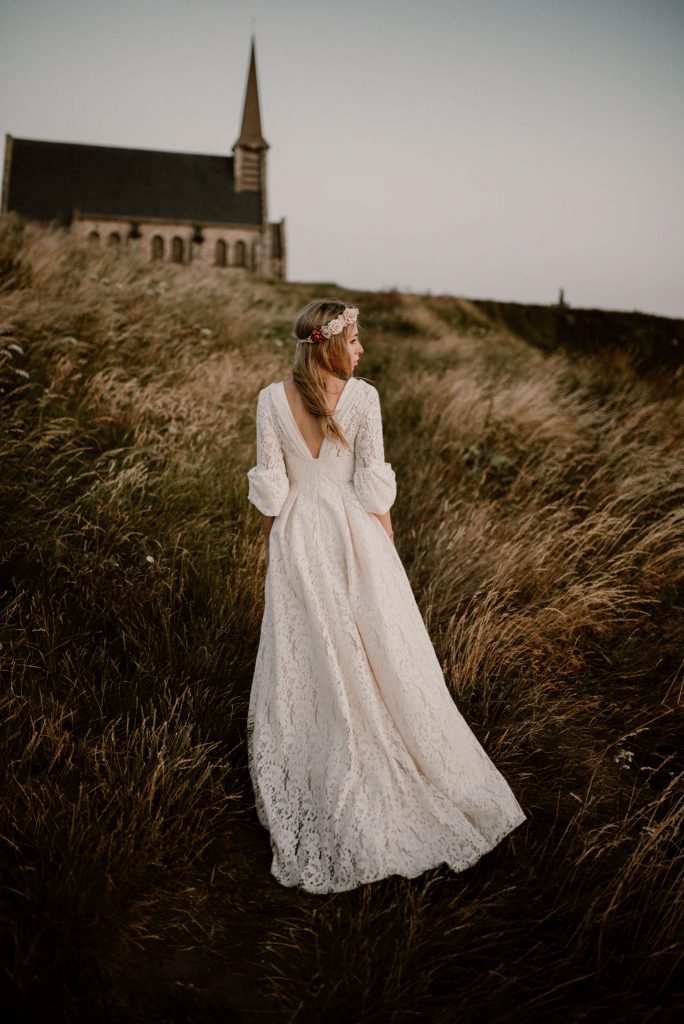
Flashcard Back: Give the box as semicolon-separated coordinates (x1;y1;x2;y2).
251;240;258;272
151;235;164;260
215;239;227;267
235;240;246;267
108;231;121;247
87;231;100;244
171;236;184;263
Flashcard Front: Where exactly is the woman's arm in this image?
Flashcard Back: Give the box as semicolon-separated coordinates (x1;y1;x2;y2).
246;389;290;572
373;508;394;542
353;386;396;541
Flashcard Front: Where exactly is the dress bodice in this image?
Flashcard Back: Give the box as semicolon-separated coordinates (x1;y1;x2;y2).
247;377;397;517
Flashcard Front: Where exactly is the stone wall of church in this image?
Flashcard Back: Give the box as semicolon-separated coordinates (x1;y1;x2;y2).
72;215;282;276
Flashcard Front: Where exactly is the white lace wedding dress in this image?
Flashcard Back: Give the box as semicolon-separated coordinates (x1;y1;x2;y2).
246;376;526;894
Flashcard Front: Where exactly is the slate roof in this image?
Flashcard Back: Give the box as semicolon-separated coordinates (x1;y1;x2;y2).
4;136;263;227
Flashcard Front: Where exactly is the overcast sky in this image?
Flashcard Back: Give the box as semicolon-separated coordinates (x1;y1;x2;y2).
1;0;682;317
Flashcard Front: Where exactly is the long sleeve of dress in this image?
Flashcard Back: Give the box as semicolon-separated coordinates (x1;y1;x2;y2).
353;386;397;515
247;388;290;516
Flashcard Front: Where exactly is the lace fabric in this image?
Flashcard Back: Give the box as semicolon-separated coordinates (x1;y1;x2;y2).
246;378;526;894
352;386;397;515
246;388;290;516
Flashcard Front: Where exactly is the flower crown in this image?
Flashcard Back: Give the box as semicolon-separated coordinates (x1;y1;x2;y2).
298;306;359;344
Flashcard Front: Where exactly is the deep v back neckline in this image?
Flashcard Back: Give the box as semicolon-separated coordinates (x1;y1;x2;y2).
279;378;355;460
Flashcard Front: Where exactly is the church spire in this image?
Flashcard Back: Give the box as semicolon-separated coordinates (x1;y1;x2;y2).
234;36;269;151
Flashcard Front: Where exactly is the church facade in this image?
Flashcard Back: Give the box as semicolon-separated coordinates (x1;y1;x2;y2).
0;38;286;279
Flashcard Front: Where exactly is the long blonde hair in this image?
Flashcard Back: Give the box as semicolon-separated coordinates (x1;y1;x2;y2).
292;299;359;448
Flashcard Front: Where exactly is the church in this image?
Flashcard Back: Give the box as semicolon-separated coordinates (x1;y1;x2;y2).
0;38;286;279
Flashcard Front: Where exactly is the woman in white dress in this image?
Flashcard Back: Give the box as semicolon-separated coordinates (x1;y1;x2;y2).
246;299;527;894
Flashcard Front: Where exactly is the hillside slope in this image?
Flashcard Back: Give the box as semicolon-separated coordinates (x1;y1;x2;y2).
1;215;682;1023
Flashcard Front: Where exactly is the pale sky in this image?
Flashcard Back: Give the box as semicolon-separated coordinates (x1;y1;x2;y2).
1;0;682;317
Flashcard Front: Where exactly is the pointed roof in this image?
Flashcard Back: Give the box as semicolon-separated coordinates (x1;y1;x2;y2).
234;37;269;151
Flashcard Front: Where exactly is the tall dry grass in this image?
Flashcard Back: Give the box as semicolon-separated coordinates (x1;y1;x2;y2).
1;213;682;1023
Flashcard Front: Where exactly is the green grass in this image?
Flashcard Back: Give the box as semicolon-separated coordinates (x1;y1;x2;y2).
1;213;682;1023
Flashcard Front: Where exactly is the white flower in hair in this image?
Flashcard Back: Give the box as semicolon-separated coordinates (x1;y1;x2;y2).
298;305;360;343
342;307;359;325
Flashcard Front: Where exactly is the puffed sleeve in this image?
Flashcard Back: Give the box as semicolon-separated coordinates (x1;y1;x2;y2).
353;386;396;514
246;388;290;516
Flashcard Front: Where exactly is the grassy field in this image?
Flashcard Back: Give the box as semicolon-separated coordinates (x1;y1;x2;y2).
1;214;682;1023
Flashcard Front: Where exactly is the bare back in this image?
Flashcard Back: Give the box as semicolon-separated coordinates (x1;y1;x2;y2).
282;378;347;461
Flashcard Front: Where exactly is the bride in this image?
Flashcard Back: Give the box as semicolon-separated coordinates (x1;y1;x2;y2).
246;299;527;894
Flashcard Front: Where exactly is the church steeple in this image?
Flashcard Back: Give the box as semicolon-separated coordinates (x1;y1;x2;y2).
235;36;268;151
233;37;269;204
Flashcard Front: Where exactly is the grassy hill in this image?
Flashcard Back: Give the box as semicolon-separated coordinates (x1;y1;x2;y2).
427;293;684;372
1;214;682;1022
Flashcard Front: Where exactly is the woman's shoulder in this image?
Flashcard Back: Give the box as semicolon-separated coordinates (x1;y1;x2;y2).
257;381;283;400
354;377;379;398
354;378;385;410
258;377;378;403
